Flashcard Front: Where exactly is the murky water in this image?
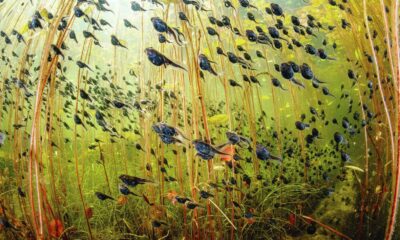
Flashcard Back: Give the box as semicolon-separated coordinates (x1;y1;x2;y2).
0;0;399;239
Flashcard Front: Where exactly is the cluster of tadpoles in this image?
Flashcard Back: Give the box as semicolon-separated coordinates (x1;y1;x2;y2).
152;122;282;163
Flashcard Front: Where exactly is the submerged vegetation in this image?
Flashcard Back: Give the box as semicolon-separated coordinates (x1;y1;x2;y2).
0;0;399;239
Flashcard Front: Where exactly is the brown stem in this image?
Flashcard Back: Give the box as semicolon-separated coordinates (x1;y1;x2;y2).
300;215;352;240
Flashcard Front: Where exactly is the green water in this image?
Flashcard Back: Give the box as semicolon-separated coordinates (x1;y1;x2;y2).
0;0;399;239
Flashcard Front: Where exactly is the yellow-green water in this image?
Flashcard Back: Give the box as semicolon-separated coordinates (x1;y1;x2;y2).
0;0;399;239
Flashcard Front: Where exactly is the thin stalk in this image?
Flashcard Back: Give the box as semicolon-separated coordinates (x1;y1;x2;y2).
28;2;74;236
73;29;93;239
301;215;352;240
386;0;400;239
360;0;400;239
